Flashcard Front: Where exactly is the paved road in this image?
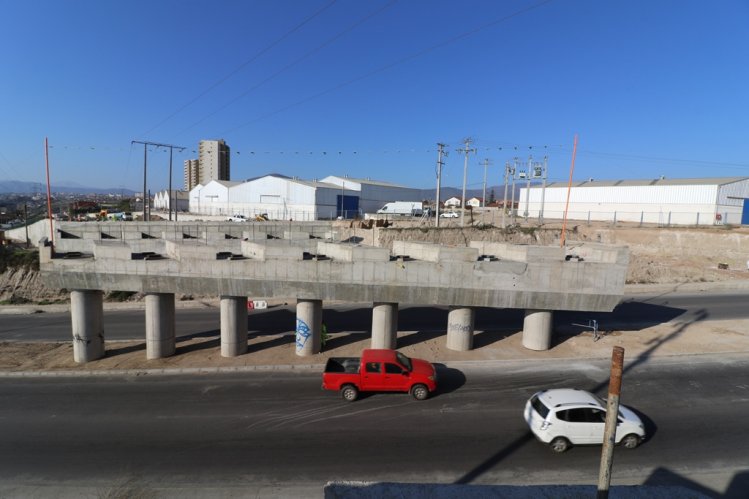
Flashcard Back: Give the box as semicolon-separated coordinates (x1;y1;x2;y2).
1;354;748;497
1;291;748;342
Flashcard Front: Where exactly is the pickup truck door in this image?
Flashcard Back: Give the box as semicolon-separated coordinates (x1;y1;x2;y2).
362;362;385;390
384;362;410;391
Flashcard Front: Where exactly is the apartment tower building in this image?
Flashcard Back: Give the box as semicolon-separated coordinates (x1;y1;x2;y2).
183;139;231;190
183;159;200;191
198;139;230;184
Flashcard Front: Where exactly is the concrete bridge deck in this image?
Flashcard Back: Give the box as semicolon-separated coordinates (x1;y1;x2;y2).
38;221;629;364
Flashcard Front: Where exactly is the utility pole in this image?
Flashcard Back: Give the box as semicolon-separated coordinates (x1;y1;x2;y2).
502;161;512;228
524;155;532;221
539;155;548;224
435;143;447;227
481;158;491;208
598;346;625;499
511;157;519;225
131;140;185;222
457;137;476;227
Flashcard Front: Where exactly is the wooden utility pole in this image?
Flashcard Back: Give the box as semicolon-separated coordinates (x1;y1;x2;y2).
598;346;625;498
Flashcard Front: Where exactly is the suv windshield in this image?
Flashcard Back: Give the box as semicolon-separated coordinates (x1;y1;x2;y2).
395;351;412;371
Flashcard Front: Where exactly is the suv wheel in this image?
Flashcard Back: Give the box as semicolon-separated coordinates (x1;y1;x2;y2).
550;437;570;453
621;434;641;449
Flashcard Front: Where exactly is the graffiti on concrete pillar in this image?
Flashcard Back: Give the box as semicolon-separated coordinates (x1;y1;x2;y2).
296;318;311;349
448;322;472;333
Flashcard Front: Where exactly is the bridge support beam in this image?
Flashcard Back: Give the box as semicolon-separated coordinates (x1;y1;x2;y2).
71;290;105;363
522;309;553;351
446;306;475;351
220;296;248;357
372;302;398;349
296;299;321;356
145;293;176;359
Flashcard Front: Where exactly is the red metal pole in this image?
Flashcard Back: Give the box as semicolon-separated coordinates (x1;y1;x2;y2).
560;134;578;248
44;137;54;246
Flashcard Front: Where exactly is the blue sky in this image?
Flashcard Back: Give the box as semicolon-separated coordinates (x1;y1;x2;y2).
1;0;748;192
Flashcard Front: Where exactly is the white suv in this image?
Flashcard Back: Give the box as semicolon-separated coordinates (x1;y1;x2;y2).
524;388;645;453
227;214;248;222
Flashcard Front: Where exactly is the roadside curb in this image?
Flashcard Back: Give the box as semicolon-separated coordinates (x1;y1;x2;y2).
3;351;748;378
0;363;325;378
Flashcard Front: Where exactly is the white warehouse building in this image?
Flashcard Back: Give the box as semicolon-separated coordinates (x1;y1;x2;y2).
188;174;423;221
518;177;749;226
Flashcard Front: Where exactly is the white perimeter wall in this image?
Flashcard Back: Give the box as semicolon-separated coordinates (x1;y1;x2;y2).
517;183;746;225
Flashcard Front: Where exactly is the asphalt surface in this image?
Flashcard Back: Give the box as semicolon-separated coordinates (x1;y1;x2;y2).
1;354;748;498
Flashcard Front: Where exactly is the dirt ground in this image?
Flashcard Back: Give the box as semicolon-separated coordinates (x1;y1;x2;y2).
2;219;749;373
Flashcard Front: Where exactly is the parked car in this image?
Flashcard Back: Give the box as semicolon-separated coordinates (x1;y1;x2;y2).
227;214;248;222
439;211;459;218
322;349;438;402
523;388;645;453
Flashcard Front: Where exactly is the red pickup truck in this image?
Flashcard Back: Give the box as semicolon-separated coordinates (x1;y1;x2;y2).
322;349;438;402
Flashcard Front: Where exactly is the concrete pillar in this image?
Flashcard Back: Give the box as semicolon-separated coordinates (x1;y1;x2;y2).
522;309;554;351
296;299;322;356
70;290;105;363
145;293;176;359
372;302;398;349
220;296;248;357
446;306;475;351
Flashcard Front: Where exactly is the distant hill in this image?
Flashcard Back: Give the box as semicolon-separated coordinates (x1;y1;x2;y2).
0;180;136;195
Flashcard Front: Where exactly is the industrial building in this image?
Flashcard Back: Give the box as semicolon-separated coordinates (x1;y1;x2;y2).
153;190;189;213
320;175;422;215
518;177;749;226
189;174;424;220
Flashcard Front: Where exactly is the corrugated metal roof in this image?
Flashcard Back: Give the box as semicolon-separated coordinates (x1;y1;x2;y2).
326;175;407;188
544;177;749;188
213;180;242;187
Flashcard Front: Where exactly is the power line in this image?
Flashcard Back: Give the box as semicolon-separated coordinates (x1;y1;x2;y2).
177;0;399;138
138;0;338;139
219;0;555;135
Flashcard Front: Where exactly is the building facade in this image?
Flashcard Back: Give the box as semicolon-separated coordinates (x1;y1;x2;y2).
198;139;230;185
188;174;426;221
518;177;749;226
183;159;199;191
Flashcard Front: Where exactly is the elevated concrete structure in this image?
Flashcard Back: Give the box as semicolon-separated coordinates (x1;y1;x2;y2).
446;307;475;351
220;296;248;357
296;299;322;356
70;290;105;363
372;302;398;349
145;293;176;359
39;222;630;362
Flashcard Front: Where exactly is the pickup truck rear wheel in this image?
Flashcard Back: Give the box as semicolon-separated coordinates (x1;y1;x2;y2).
410;384;429;401
341;384;359;402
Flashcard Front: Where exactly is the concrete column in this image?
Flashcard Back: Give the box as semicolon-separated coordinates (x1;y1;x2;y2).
372;302;398;349
70;290;105;363
446;306;475;351
220;296;248;357
522;309;554;351
296;299;322;356
145;293;176;359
